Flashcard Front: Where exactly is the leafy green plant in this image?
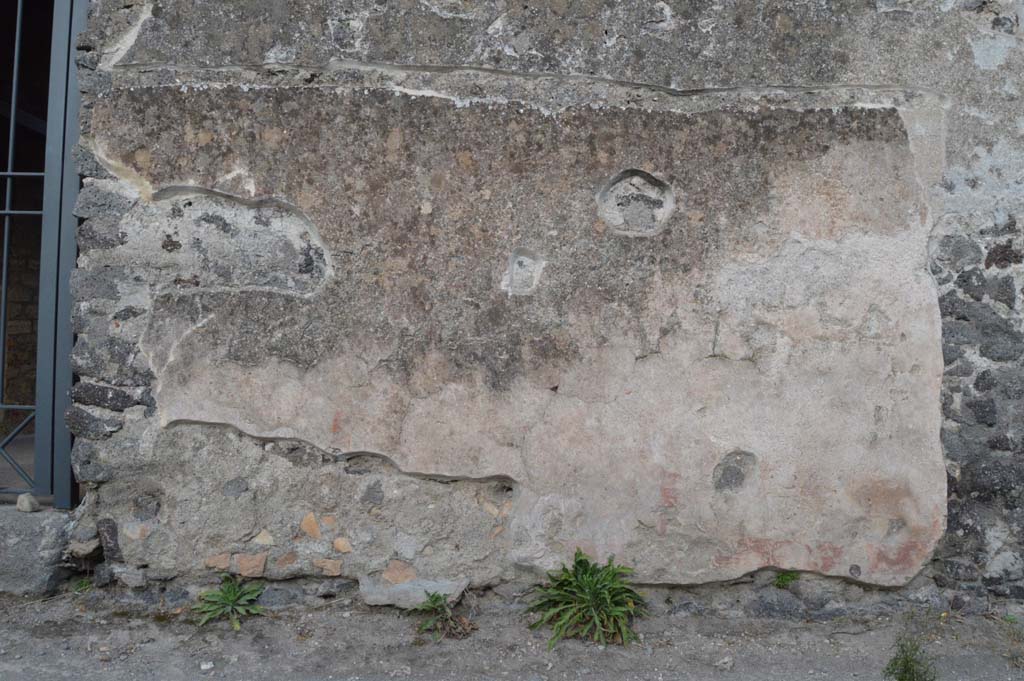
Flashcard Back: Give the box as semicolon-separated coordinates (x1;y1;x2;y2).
410;591;476;641
883;636;938;681
72;577;92;594
193;574;265;630
528;548;647;649
773;570;800;589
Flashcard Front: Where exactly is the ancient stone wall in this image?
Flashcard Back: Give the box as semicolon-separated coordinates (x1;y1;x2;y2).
69;0;1023;613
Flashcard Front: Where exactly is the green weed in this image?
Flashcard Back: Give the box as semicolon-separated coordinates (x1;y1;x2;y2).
883;636;938;681
410;591;476;641
773;571;800;589
193;574;265;630
528;548;647;649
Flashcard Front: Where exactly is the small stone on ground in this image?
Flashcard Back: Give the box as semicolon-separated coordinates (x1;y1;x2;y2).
15;494;39;513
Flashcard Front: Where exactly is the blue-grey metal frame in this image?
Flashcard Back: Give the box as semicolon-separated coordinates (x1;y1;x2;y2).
0;0;84;509
0;0;33;494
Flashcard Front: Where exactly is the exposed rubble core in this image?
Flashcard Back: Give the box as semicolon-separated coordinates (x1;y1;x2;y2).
65;0;1024;612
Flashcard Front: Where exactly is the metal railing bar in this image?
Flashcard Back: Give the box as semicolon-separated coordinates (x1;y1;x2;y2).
0;411;34;450
0;171;44;177
0;444;34;488
0;487;32;495
0;404;35;410
0;410;36;489
0;103;47;136
0;210;42;216
4;0;24;179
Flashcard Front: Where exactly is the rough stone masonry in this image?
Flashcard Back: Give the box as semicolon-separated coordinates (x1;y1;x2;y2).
64;0;1023;610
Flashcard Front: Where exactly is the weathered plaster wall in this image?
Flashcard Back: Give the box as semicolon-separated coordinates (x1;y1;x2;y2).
68;0;1023;611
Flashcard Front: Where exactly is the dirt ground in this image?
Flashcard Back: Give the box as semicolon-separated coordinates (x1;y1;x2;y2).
0;589;1022;681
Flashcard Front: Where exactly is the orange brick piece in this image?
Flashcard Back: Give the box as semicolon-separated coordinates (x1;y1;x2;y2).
313;558;343;577
299;512;321;539
275;551;298;569
382;559;416;585
234;552;268;578
204;553;230;570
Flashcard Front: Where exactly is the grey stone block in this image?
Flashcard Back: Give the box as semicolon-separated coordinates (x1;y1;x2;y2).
0;507;71;595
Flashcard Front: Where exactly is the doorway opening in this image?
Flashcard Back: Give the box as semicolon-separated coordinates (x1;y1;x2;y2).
0;0;83;509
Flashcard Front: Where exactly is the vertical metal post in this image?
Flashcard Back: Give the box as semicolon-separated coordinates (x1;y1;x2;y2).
53;0;85;508
35;0;82;507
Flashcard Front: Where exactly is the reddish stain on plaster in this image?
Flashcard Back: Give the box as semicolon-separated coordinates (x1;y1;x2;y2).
730;537;790;567
655;469;683;536
713;538;844;574
806;542;844;573
851;478;917;518
660;483;680;509
867;539;930;573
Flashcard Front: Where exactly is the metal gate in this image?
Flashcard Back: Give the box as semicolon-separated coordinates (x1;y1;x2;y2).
0;0;84;509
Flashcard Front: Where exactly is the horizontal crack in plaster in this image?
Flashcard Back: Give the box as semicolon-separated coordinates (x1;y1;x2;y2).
107;58;950;117
166;418;519;486
112;56;946;99
326;59;950;102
